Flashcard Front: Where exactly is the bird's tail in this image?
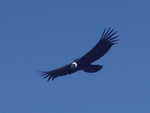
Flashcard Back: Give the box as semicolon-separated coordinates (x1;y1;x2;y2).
83;65;103;73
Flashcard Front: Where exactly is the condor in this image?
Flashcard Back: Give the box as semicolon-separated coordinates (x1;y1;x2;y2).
41;28;119;81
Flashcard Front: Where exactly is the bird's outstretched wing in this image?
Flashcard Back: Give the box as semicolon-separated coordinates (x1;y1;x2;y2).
79;28;119;64
41;64;74;81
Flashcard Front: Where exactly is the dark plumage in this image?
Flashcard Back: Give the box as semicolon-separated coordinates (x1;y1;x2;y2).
41;27;119;81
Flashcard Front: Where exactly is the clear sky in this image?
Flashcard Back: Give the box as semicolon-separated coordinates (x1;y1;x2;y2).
0;0;150;113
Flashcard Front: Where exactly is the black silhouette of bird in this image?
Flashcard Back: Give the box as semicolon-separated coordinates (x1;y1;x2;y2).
41;27;119;81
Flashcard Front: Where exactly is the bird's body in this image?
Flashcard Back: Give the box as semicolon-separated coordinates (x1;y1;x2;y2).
41;28;119;81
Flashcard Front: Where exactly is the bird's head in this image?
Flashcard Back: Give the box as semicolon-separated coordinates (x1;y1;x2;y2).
70;61;78;69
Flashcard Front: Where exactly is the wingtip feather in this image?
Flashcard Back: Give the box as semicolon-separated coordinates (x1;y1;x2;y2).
41;71;53;81
101;27;119;45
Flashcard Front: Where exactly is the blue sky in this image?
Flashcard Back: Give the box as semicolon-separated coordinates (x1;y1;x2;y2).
0;0;150;113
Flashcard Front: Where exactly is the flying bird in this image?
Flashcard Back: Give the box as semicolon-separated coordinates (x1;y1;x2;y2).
41;28;119;81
